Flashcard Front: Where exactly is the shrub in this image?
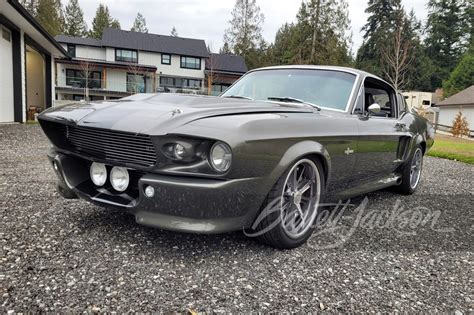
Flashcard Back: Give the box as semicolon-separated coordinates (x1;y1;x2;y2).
452;111;470;138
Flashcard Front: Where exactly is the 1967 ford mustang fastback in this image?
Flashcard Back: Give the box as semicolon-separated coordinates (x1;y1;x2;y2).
38;66;434;248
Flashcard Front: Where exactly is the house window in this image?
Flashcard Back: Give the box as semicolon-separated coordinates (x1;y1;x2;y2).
180;56;201;70
2;28;11;42
127;73;146;93
159;76;201;90
161;54;171;65
66;69;102;89
116;49;138;63
160;76;175;87
182;78;201;89
67;44;76;57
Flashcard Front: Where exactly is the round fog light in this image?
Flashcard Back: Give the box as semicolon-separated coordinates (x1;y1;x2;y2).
90;162;107;186
173;143;186;160
110;167;130;192
144;185;155;198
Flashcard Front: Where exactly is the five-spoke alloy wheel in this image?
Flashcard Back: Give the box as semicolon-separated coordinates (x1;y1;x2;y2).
253;157;324;249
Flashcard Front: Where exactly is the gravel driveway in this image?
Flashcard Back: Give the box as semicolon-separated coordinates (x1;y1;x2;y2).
1;124;473;313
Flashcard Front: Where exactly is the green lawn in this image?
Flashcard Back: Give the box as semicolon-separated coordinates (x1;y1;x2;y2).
427;135;474;164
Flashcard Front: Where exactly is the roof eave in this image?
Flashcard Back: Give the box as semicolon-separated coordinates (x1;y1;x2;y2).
7;0;69;58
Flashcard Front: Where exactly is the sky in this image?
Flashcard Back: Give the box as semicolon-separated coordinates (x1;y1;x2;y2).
77;0;429;53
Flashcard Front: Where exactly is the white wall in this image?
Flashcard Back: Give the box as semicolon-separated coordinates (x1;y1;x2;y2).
0;24;14;122
26;49;45;110
76;46;106;60
60;43;106;61
105;47;115;62
107;69;126;92
438;106;474;129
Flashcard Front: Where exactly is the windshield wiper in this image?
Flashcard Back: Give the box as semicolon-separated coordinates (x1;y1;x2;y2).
267;96;321;111
223;95;254;100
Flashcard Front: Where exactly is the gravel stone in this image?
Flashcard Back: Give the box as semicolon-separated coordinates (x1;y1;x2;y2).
0;124;473;312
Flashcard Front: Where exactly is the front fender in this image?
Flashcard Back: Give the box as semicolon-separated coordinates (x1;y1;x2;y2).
268;140;331;187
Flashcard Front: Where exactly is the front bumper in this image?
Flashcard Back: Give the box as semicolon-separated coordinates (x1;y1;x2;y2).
48;150;267;233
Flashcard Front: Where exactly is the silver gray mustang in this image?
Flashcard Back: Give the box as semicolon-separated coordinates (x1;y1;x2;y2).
38;66;434;249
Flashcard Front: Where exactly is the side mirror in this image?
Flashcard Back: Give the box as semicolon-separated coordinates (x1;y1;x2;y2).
367;103;381;115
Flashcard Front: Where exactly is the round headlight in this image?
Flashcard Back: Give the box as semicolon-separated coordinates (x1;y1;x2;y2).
110;166;130;192
90;162;107;186
210;142;232;172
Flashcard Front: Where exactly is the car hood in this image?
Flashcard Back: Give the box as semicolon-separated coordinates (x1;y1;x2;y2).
39;93;317;134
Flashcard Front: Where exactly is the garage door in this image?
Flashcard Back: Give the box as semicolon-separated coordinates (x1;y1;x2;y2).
0;26;14;123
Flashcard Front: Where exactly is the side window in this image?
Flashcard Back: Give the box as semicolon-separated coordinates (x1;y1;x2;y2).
363;78;397;118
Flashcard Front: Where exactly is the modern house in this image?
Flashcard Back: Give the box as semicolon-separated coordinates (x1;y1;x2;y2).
433;85;474;137
206;53;247;95
0;0;68;123
54;28;211;101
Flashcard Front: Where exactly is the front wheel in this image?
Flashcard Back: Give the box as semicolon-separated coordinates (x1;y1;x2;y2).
249;158;324;249
395;146;423;195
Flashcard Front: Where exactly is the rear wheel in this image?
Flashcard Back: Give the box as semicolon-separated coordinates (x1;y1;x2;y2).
395;146;423;195
250;158;324;249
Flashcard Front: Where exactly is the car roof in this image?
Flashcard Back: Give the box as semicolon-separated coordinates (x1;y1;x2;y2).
250;65;393;89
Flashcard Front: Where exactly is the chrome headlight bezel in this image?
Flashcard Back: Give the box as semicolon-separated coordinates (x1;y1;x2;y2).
209;141;232;173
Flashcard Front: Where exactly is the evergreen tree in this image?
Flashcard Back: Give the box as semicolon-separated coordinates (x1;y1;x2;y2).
424;0;471;89
89;4;120;39
295;0;352;65
356;0;402;75
270;0;352;66
223;0;265;68
19;0;37;15
64;0;87;37
35;0;64;36
171;26;178;37
442;52;474;97
110;19;121;29
131;12;148;33
220;42;232;54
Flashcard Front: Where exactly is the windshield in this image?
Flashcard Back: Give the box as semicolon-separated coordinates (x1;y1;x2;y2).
221;69;357;111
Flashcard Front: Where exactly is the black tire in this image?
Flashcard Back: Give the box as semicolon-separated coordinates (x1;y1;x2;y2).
57;183;78;199
394;145;423;195
249;157;325;249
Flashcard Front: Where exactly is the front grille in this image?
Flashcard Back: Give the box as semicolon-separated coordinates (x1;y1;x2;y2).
63;125;157;167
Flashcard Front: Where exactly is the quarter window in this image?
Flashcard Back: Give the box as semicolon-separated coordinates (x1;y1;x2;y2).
161;54;171;65
180;56;201;70
116;49;138;63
